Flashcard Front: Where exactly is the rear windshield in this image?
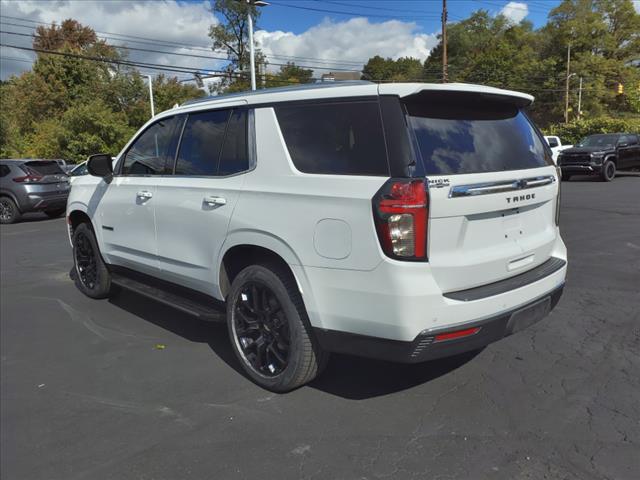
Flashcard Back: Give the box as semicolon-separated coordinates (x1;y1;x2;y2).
24;161;65;175
405;95;551;175
275;101;389;176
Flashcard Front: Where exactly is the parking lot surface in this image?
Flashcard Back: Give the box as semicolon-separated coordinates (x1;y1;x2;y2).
1;176;639;480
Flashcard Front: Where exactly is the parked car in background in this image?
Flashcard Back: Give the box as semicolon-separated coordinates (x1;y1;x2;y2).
558;133;640;181
544;136;573;164
0;159;70;224
68;161;88;181
67;81;566;391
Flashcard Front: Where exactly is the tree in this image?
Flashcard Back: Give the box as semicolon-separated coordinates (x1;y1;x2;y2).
1;19;205;161
209;0;264;92
265;62;313;87
362;56;423;82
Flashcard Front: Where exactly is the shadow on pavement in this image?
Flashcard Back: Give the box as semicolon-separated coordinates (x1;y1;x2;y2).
104;284;478;399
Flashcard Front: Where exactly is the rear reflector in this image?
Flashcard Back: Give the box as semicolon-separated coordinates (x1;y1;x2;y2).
434;327;481;342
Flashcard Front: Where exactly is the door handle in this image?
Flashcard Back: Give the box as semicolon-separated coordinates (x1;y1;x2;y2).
136;190;153;199
203;196;226;206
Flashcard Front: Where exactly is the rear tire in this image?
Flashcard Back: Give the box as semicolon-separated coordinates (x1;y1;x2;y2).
45;208;66;219
227;263;328;392
601;160;616;182
72;222;112;299
0;197;21;224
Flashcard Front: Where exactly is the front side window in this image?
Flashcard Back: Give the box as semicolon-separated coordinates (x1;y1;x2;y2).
275;101;389;176
121;116;181;175
175;109;230;176
406;94;551;175
578;134;618;148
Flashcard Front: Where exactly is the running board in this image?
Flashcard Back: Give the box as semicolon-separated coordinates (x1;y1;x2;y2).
110;269;226;322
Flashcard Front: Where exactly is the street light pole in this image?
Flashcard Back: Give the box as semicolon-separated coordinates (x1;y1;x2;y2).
442;0;448;83
564;44;571;124
239;0;269;91
144;75;155;118
247;8;256;91
577;76;583;119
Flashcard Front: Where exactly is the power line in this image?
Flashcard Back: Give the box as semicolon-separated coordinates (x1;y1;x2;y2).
270;0;443;19
0;15;369;69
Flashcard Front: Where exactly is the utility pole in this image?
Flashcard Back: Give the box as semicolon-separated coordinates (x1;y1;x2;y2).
144;75;155;118
564;44;571;124
442;0;448;83
577;76;583;119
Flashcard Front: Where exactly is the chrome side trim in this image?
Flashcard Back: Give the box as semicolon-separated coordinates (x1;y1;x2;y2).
448;175;556;198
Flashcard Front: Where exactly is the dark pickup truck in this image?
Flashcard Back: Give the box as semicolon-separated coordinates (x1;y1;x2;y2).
558;133;640;181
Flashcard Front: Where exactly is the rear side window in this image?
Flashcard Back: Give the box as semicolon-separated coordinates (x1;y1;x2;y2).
218;109;249;176
0;165;10;177
405;94;551;175
275;101;389;176
122;116;181;175
175;110;230;176
24;161;64;175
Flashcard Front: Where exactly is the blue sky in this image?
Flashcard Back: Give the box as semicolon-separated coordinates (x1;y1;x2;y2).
257;0;560;34
0;0;570;81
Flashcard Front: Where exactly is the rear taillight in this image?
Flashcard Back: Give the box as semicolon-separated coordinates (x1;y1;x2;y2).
373;179;428;260
12;174;43;183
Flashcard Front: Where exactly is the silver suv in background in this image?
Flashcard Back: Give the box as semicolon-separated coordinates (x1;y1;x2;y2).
0;159;70;224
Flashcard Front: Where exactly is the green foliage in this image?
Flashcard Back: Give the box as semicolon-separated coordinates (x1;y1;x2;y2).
209;0;265;92
264;62;314;88
367;0;640;126
1;20;204;162
543;116;640;144
362;56;423;82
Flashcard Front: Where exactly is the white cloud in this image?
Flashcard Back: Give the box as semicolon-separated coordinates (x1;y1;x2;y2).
0;1;437;84
256;18;437;76
0;0;218;81
500;2;529;24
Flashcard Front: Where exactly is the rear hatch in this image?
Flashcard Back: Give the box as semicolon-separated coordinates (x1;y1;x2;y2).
403;90;559;293
21;160;69;185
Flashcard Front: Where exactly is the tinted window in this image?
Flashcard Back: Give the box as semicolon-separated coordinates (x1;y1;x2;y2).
578;134;618;148
275;101;389;176
24;160;64;175
547;137;559;148
70;163;88;176
122;116;181;175
0;165;10;177
406;96;551;175
218;109;248;175
175;110;229;176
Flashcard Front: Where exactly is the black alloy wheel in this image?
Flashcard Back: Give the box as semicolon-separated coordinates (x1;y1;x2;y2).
74;229;98;291
0;197;20;224
231;281;291;377
601;160;616;182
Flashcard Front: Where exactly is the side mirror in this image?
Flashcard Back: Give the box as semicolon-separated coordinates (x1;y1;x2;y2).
618;142;628;148
87;154;113;178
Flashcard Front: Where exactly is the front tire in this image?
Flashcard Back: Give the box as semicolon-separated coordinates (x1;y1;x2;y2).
0;197;21;224
72;222;112;298
601;160;616;182
227;264;327;392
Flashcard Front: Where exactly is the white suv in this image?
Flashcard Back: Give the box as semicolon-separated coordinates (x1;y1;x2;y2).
67;82;567;391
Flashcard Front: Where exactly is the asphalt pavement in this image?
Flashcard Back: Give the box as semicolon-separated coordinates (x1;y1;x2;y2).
1;175;639;480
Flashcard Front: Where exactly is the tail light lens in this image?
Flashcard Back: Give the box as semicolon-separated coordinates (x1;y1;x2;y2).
373;179;428;260
13;167;43;183
12;174;43;183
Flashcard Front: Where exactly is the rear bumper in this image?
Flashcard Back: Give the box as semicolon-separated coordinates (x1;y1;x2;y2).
314;284;564;363
22;192;69;211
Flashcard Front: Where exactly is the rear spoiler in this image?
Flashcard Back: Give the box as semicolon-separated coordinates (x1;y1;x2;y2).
378;83;534;108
